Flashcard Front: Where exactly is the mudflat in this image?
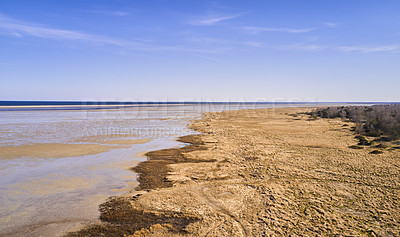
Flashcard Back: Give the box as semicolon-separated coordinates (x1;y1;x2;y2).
0;138;152;160
0;143;129;159
69;107;400;236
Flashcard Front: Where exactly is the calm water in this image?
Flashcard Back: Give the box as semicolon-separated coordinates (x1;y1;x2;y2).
0;103;338;236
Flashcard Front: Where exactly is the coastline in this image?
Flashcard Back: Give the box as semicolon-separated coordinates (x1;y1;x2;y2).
67;107;400;236
0;105;197;237
66;135;212;236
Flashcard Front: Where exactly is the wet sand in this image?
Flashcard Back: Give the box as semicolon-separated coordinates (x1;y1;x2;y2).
1;104;221;236
66;107;400;236
101;139;152;145
0;137;152;160
0;143;128;160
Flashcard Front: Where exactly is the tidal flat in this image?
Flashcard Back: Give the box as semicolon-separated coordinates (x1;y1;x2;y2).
0;106;199;236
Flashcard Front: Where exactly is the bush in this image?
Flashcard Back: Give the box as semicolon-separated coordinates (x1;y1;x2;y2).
311;105;400;140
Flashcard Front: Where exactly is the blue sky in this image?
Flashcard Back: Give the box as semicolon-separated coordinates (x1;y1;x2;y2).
0;0;399;102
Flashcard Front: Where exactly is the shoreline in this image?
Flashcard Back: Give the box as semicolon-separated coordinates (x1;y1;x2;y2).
132;135;213;191
66;134;210;236
67;107;400;236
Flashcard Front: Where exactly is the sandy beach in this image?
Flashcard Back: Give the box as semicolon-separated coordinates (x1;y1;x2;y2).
67;107;400;236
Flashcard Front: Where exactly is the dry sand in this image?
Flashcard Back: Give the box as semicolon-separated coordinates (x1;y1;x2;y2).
67;107;400;236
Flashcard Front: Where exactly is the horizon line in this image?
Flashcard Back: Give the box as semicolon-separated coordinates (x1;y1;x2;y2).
0;100;399;105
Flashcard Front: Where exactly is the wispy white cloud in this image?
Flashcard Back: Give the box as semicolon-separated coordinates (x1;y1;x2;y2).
243;41;264;47
242;21;338;34
85;10;131;17
278;43;326;51
3;13;397;56
0;13;132;46
277;43;400;53
195;55;227;63
242;26;314;34
187;13;243;26
0;13;228;54
185;36;228;44
324;22;339;28
270;43;400;53
0;30;23;37
338;45;400;53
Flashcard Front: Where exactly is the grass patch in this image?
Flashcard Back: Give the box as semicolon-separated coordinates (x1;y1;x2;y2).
66;197;200;236
370;150;384;154
355;135;372;146
349;145;364;149
374;143;389;149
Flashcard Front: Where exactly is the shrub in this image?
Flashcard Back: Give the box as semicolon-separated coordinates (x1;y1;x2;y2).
311;105;400;140
370;150;384;154
374;143;389;148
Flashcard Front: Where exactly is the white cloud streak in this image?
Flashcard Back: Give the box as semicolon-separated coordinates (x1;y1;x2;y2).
277;44;400;53
187;14;243;26
85;10;131;17
242;26;314;34
0;13;228;54
2;14;398;55
0;13;132;46
185;36;228;44
195;55;227;63
338;45;400;53
278;44;327;51
243;41;264;47
324;22;339;28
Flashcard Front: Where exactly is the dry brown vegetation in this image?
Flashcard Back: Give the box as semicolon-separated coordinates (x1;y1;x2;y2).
67;107;400;236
